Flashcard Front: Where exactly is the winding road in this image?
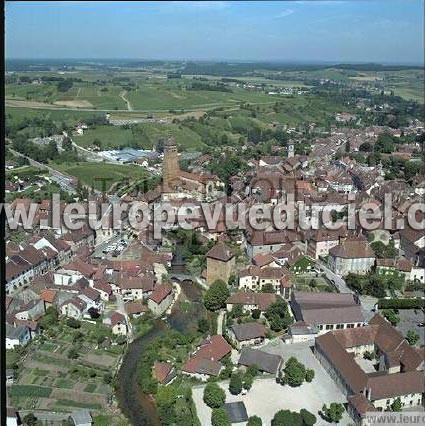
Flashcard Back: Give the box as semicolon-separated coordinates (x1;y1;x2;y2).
120;90;133;111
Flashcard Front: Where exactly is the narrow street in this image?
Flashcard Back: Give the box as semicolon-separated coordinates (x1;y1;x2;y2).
217;310;225;335
315;259;353;294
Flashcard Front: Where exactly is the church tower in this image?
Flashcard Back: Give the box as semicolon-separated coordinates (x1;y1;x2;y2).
162;136;180;187
287;143;295;158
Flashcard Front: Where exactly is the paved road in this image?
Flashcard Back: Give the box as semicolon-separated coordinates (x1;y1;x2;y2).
316;259;353;294
6;98;277;113
18;411;69;422
8;147;77;194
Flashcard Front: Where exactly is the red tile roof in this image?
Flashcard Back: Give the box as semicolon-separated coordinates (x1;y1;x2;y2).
153;361;173;384
182;335;231;376
110;311;126;327
125;301;149;315
40;289;57;304
149;284;172;304
206;241;234;262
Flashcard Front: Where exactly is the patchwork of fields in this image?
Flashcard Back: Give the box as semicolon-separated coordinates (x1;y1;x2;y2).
7;321;124;416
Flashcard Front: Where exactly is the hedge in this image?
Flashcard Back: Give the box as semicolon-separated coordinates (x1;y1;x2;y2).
378;298;424;310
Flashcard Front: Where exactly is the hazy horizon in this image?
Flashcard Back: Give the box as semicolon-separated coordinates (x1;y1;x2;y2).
5;1;425;64
5;58;425;66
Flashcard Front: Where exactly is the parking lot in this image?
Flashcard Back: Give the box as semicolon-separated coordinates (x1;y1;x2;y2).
396;309;425;345
192;341;351;425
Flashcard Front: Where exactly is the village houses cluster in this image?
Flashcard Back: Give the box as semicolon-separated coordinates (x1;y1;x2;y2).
5;120;425;425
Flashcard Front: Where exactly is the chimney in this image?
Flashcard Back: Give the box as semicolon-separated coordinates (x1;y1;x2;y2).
365;387;372;401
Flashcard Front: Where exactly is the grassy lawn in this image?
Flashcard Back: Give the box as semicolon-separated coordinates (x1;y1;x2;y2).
53;161;148;190
74;122;205;151
292;274;335;292
74;125;134;148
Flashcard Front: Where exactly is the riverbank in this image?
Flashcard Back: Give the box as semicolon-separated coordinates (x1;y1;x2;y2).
115;280;205;425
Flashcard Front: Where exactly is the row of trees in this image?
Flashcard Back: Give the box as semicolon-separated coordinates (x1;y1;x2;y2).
345;273;403;298
272;409;317;426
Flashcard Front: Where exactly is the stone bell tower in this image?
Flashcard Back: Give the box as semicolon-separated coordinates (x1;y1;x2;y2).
162;136;180;188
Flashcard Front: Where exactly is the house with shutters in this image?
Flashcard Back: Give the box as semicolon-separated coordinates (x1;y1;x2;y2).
328;239;376;276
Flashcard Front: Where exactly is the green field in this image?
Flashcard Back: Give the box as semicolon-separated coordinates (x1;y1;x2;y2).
75;122;205;151
53;162;148;190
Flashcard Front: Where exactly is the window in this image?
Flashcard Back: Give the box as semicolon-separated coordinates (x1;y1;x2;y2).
326;324;333;330
336;324;344;329
347;324;354;328
386;400;390;405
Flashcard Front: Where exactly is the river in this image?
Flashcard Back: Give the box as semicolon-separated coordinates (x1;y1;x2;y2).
115;279;204;426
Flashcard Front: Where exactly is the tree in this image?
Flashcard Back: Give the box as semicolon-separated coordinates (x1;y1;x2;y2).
68;347;79;359
198;318;209;333
39;306;58;329
23;413;37;426
157;385;178;425
305;369;315;383
390;397;402;412
251;309;261;320
211;408;231;426
92;138;102;149
247;364;259;377
322;403;344;423
66;317;81;329
383;309;400;326
272;410;302;426
203;383;226;408
284;357;306;387
103;372;113;384
228;275;237;286
247;416;263;426
300;409;316;425
87;307;100;319
204;280;230;311
265;300;293;332
229;372;243;395
374;132;395;154
243;373;254;390
406;330;419;346
359;142;373;152
261;283;275;293
231;304;244;319
370;241;397;259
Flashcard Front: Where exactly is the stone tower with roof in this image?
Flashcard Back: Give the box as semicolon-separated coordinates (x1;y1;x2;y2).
206;241;235;286
162;136;180;188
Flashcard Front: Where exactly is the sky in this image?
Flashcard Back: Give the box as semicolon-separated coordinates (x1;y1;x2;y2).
5;0;425;64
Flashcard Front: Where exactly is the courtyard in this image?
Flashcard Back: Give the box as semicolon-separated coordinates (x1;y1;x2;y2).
192;341;352;425
396;309;425;346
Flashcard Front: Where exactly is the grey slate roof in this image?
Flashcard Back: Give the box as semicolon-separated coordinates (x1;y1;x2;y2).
224;402;249;423
238;347;282;374
231;322;266;341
